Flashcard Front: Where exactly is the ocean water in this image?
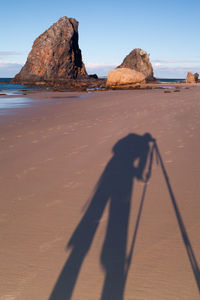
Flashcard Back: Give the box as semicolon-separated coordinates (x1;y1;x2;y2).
99;77;185;83
0;78;37;115
157;78;184;83
0;97;33;116
0;78;34;95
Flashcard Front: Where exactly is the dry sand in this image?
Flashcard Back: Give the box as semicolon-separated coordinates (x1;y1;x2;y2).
0;86;200;299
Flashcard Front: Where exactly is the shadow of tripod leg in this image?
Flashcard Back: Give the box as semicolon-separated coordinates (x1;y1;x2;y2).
155;143;200;293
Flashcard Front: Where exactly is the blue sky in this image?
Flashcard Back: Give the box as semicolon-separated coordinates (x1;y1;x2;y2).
0;0;200;78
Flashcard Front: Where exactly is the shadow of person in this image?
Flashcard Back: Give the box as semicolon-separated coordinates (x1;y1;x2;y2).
49;132;154;300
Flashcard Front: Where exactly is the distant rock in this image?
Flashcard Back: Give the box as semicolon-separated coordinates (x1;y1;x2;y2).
106;68;145;87
12;17;88;84
186;72;199;83
118;48;154;81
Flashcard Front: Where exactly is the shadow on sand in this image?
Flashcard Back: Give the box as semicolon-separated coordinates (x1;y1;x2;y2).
49;132;200;300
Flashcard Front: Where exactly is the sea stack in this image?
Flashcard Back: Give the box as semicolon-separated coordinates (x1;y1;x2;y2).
106;48;154;87
12;17;88;84
118;48;154;81
185;72;199;83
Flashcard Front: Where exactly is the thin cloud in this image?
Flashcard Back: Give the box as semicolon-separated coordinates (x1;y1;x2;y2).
86;62;119;68
154;64;200;78
0;60;24;66
0;61;23;77
152;59;200;64
152;59;200;77
154;64;200;71
0;51;24;56
85;62;119;76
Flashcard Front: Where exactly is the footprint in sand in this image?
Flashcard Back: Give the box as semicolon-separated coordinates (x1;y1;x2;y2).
29;166;38;171
177;144;184;148
46;199;62;208
29;131;36;135
165;150;172;155
44;157;53;162
98;139;107;145
0;214;8;223
165;159;173;163
0;296;16;300
79;144;89;150
72;150;79;155
74;169;85;175
98;135;112;144
39;236;63;252
63;181;74;188
63;181;80;189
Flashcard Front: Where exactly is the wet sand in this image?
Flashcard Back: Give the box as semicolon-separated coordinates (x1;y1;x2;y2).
0;86;200;299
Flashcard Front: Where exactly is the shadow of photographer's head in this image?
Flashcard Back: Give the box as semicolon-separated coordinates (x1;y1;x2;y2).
110;132;155;182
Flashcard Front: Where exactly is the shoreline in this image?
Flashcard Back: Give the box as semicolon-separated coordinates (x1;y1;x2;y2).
0;81;199;97
1;79;200;95
0;83;199;122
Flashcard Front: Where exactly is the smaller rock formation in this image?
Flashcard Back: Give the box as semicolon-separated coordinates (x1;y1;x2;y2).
118;48;154;81
186;72;199;83
106;68;145;87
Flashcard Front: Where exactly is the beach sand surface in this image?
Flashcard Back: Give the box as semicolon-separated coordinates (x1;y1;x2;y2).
0;87;200;299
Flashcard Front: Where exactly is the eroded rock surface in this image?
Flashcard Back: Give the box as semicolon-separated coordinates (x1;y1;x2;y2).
13;17;88;84
118;48;154;81
186;72;199;83
106;68;145;87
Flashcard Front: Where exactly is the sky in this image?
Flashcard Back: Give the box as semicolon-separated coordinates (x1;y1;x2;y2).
0;0;200;78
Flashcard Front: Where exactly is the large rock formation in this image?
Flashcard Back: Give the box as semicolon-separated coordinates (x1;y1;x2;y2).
185;72;199;83
12;17;88;84
106;68;145;87
118;48;154;81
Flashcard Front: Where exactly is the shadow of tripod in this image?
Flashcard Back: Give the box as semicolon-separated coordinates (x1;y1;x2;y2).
154;142;200;293
49;134;200;300
131;140;200;293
